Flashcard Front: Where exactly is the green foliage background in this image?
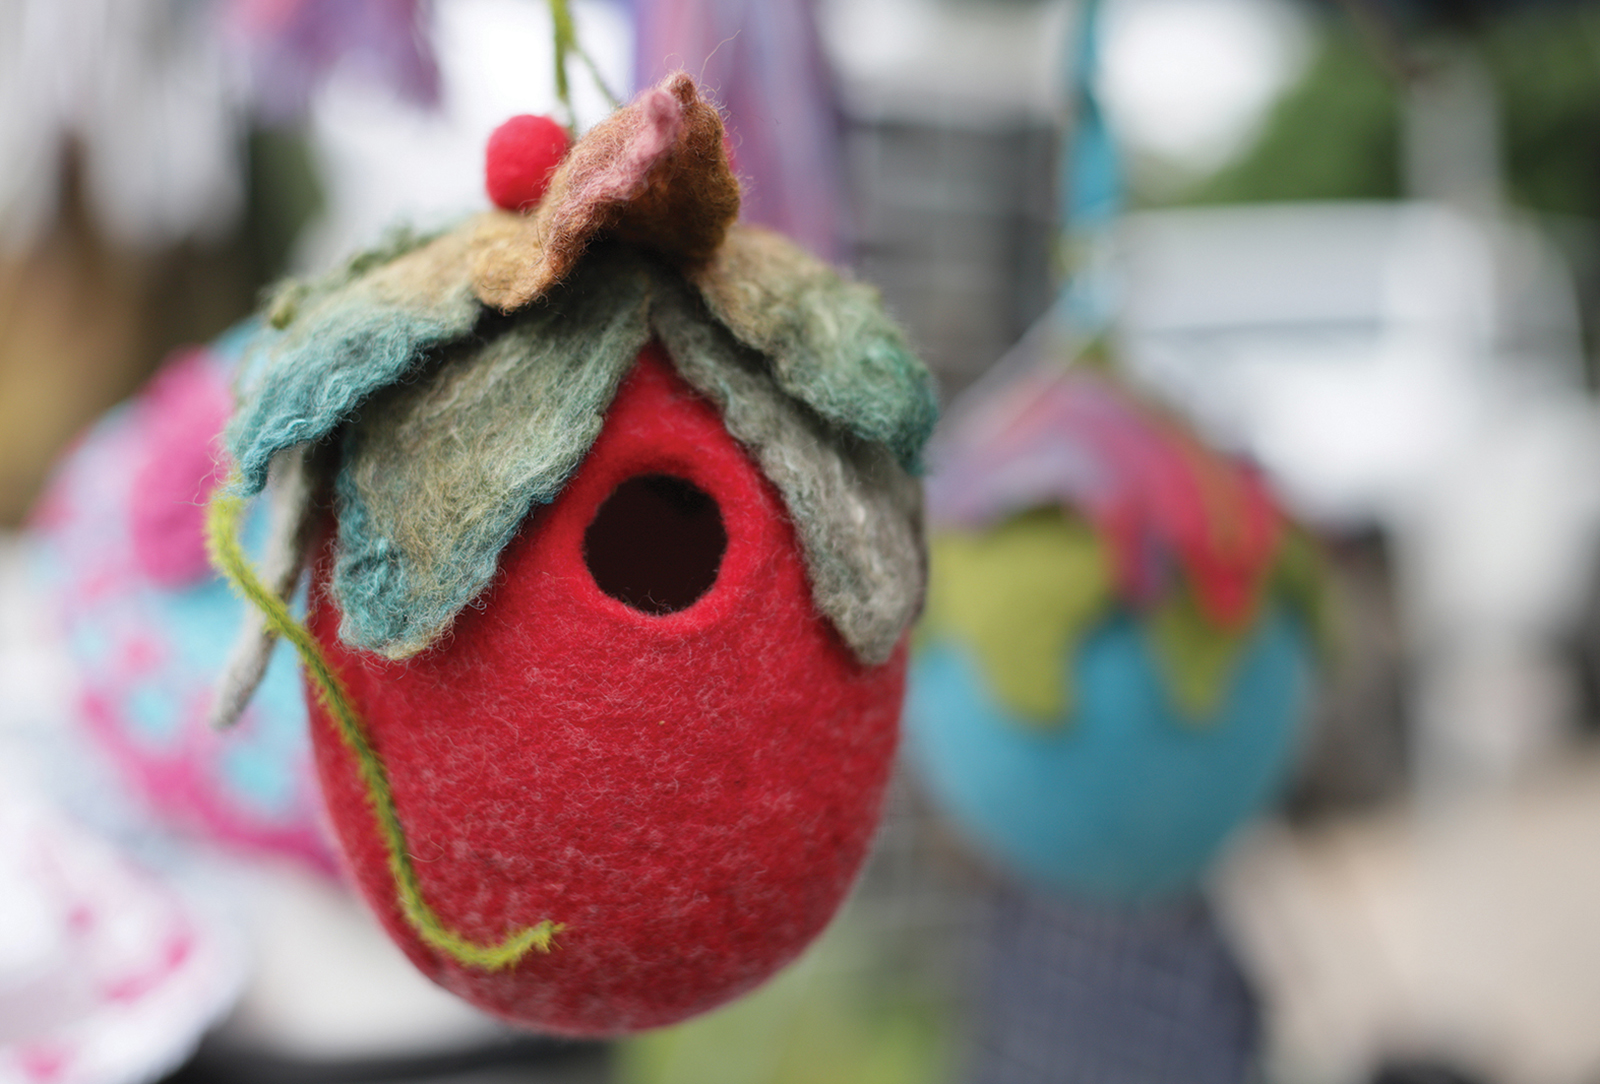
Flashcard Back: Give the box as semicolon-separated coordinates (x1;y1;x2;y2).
1172;5;1600;215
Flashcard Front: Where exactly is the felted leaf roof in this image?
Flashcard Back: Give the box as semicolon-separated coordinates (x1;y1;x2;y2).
225;74;935;667
921;361;1326;725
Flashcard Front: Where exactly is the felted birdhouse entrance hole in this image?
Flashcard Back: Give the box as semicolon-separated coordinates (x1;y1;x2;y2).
583;470;725;614
210;74;936;1036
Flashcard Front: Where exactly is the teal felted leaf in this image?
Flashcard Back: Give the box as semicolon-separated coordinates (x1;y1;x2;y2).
333;245;655;658
652;272;924;666
227;223;486;495
694;226;938;473
262;223;447;330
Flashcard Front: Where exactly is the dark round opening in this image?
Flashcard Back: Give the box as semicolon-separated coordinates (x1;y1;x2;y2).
583;474;727;614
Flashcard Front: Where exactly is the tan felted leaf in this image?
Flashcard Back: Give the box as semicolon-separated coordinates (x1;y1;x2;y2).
471;72;740;312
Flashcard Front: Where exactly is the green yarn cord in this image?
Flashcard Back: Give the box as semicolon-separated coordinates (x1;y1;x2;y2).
205;478;563;970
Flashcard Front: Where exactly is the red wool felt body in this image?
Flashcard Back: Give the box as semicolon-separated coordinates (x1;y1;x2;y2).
305;345;906;1035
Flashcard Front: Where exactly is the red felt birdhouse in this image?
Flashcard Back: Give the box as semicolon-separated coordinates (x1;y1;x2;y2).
209;74;935;1036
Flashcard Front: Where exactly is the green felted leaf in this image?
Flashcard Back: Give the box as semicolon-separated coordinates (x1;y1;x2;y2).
1144;524;1331;721
695;227;939;473
650;271;925;668
227;221;487;495
332;244;654;658
1269;525;1335;657
263;223;448;330
1144;586;1253;722
921;511;1114;725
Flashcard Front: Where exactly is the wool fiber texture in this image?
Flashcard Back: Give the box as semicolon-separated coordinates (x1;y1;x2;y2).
484;114;569;212
334;248;653;657
306;350;905;1034
229;223;485;494
212;70;937;1035
694;225;937;472
262;223;445;331
650;271;924;666
471;72;739;313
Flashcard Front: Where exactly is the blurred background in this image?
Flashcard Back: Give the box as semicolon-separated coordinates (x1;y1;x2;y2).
9;0;1600;1082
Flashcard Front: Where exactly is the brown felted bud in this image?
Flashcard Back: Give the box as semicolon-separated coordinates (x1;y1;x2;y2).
471;72;741;312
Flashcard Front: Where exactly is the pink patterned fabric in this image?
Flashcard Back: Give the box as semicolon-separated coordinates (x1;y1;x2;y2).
30;345;335;875
128;350;232;589
0;785;242;1084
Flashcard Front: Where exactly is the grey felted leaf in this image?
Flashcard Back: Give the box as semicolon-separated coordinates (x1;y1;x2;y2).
694;226;938;473
331;245;654;658
652;273;925;666
227;221;488;495
211;444;316;729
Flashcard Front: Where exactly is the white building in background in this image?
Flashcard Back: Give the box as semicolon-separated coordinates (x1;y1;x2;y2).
1115;200;1600;783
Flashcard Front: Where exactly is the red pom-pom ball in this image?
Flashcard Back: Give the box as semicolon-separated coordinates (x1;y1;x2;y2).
485;114;571;211
306;346;905;1035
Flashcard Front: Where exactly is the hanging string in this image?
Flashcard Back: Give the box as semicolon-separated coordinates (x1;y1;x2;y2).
1056;0;1125;339
549;0;622;135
